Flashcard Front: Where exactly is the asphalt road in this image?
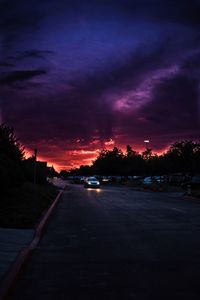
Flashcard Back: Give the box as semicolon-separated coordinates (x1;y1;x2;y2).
10;184;200;300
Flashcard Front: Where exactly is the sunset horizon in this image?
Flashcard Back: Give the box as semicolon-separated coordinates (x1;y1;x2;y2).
1;0;199;171
23;137;198;172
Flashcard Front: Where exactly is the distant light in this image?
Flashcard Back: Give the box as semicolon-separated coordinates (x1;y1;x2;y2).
144;140;150;143
102;178;109;182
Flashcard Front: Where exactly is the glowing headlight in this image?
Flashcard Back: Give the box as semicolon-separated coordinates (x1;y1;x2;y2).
88;182;92;185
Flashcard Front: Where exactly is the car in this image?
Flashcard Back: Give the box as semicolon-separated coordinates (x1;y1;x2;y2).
101;177;111;184
84;177;101;188
142;176;159;185
182;176;200;190
154;176;166;183
142;176;164;185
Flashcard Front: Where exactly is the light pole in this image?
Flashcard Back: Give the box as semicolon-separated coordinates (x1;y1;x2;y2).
34;148;37;185
144;140;150;150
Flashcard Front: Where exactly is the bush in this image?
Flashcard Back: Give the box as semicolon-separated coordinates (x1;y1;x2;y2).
0;154;24;192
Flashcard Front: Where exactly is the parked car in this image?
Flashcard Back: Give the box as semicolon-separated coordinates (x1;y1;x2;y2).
101;176;111;184
169;173;187;186
154;176;167;183
182;176;200;189
84;177;101;188
143;176;162;185
143;177;155;185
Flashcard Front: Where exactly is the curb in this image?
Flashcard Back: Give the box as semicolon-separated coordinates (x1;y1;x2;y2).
183;194;200;202
0;190;63;300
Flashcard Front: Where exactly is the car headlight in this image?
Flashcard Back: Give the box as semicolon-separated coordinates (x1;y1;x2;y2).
88;182;92;185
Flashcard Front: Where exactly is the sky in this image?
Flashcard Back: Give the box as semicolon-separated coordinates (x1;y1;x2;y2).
0;0;200;170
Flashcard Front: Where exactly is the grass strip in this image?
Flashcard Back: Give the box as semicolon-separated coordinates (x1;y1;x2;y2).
0;182;58;229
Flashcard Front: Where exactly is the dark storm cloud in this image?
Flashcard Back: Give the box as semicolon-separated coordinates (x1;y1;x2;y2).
0;0;43;50
121;0;200;26
38;0;200;28
3;45;169;144
0;0;200;168
1;37;198;142
118;73;200;149
0;69;47;85
69;43;168;100
3;95;97;144
0;50;54;71
39;44;169;144
1;0;200;37
36;0;200;26
144;75;198;126
181;51;200;73
15;50;55;60
0;62;15;67
12;92;112;143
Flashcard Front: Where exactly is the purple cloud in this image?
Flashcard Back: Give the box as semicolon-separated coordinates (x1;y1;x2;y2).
0;0;200;169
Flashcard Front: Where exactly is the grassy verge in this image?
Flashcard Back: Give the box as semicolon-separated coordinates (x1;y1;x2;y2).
0;182;58;229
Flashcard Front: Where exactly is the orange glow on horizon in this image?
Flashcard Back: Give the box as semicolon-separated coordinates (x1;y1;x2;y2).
24;143;169;173
105;138;115;146
24;149;61;172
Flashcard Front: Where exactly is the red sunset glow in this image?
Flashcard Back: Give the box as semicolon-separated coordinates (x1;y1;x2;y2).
0;0;199;171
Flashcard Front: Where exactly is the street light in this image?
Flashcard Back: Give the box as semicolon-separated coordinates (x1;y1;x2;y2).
34;148;37;185
144;140;150;149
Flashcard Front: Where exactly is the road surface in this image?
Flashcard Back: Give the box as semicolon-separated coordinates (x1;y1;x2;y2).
10;184;200;299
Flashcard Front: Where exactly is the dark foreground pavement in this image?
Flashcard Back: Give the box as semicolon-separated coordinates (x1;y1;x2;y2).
10;184;200;300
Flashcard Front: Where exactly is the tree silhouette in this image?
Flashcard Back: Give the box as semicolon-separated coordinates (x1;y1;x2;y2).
61;140;200;177
0;123;25;163
0;124;25;190
164;140;200;174
142;148;153;160
93;147;124;175
126;145;137;158
123;145;145;175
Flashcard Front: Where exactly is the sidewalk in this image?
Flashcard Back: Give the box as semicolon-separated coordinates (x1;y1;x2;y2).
0;228;34;281
0;179;66;283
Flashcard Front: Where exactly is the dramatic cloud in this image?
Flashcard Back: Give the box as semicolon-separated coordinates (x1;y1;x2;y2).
0;0;200;169
14;50;55;60
0;69;47;85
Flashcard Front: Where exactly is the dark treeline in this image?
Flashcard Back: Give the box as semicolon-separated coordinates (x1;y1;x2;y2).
1;123;200;186
62;141;200;177
0;123;25;190
0;123;56;191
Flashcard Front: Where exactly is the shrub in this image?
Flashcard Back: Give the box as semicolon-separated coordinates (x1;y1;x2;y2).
0;154;24;192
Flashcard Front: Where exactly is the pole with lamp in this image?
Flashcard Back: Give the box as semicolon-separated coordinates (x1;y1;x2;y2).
144;140;150;150
144;140;151;179
34;148;37;185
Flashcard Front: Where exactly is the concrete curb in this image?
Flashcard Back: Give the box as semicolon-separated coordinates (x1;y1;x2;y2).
183;194;200;202
0;190;63;300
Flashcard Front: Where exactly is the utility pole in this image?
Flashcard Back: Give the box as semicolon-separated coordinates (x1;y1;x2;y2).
144;140;150;150
34;148;37;185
